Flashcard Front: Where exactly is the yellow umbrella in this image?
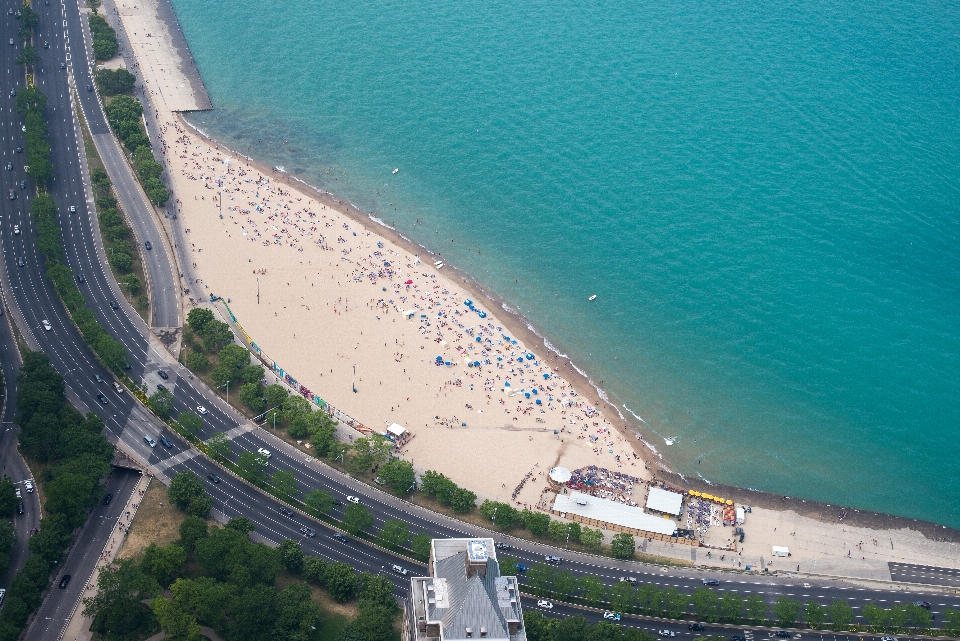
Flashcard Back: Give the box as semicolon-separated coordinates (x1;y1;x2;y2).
688;490;696;495
726;500;733;505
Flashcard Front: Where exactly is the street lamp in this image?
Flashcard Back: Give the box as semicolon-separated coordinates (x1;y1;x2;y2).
218;380;230;403
352;363;357;393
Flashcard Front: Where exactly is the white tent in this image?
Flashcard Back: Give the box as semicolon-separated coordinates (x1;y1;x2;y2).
645;487;684;516
555;492;677;536
387;423;407;438
548;467;572;484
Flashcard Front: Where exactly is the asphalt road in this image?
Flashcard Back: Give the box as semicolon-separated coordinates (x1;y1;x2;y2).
24;467;141;641
0;0;956;638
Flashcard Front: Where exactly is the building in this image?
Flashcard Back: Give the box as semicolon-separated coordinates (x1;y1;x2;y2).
405;538;526;641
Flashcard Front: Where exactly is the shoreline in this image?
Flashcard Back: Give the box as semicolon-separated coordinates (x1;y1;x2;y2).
175;116;960;545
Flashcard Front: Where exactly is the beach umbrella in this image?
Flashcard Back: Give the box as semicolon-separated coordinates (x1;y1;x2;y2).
726;500;733;505
405;279;413;284
688;490;696;495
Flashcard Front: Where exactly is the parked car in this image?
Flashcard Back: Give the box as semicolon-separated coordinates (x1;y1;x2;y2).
103;493;113;505
603;612;621;621
346;495;360;504
159;437;173;448
537;600;553;609
257;447;272;459
300;526;316;538
0;588;5;605
702;578;720;586
144;436;157;448
207;473;221;484
59;575;71;589
391;565;408;576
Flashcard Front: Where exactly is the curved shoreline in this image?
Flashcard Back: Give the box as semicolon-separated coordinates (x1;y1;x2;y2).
174;115;960;544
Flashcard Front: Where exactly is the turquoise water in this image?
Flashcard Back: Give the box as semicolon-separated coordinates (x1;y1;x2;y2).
172;0;960;526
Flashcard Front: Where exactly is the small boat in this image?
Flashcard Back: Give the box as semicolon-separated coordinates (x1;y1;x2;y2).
392;168;399;174
435;262;444;269
588;294;597;301
434;260;443;266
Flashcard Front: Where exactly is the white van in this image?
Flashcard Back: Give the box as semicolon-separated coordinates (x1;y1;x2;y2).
735;506;745;525
771;546;791;557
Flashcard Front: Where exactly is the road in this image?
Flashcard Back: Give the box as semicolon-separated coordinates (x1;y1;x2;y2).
0;0;955;638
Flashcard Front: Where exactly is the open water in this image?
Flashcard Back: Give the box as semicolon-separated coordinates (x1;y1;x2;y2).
170;0;960;526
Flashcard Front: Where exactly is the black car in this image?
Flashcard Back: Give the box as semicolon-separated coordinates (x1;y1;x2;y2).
914;601;932;609
17;257;24;267
77;274;85;283
158;369;169;379
96;393;109;405
110;300;119;309
16;502;23;515
331;498;343;507
775;633;792;639
86;84;93;92
333;532;349;542
495;542;512;550
123;362;132;370
58;575;71;589
144;241;152;250
729;637;745;641
688;624;704;632
157;383;167;392
207;473;221;484
279;507;294;517
300;526;316;538
159;437;173;448
103;493;113;505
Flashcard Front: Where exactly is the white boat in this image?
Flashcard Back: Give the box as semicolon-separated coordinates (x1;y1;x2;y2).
589;294;597;301
435;262;444;269
434;260;443;266
392;168;399;174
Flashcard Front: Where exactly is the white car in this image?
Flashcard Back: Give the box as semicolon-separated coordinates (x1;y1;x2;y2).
69;205;76;213
23;480;33;493
880;637;899;641
257;447;272;459
346;495;360;504
657;631;675;637
391;564;408;576
603;612;621;621
41;320;52;331
537;600;553;609
12;225;19;234
196;405;207;415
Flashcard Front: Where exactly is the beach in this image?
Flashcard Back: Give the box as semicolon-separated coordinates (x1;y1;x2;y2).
105;0;960;580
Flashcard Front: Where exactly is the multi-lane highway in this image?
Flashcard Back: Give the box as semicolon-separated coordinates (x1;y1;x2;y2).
0;0;957;638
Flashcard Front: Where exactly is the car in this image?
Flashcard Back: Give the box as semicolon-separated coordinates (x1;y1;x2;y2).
603;612;621;621
69;205;76;213
59;575;72;589
729;636;746;641
77;274;85;283
43;40;48;48
775;632;791;639
391;565;409;576
13;224;19;234
157;383;167;392
16;502;23;515
114;383;124;393
17;180;23;190
86;84;93;92
657;631;675;638
144;436;157;448
197;405;207;414
515;564;528;572
537;600;553;609
300;526;316;538
7;189;14;200
913;601;931;609
495;542;512;551
346;495;360;504
880;637;899;641
103;493;113;505
14;146;21;153
60;62;65;69
158;369;169;379
16;257;24;267
159;437;173;448
257;447;272;459
5;162;11;170
373;476;384;485
145;241;152;250
544;555;561;564
95;373;104;382
96;393;109;405
702;578;720;585
688;624;705;632
333;532;349;542
110;300;119;309
207;473;220;483
41;319;52;331
331;498;343;507
24;480;33;493
123;362;132;370
619;577;638;585
279;507;294;517
0;588;5;605
14;488;21;500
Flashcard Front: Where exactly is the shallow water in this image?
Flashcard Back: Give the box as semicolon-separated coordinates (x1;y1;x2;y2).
173;0;960;526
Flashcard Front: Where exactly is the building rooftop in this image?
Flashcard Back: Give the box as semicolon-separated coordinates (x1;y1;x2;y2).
407;538;525;641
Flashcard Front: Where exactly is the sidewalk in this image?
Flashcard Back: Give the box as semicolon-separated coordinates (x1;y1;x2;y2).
60;475;153;641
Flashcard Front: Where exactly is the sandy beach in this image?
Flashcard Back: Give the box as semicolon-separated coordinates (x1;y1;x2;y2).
104;0;960;581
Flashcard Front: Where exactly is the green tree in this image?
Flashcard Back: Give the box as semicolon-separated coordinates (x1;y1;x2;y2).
660;586;688;619
269;469;298;503
122;272;140;295
218;344;251;377
15;85;46;115
151;596;202;641
226;516;255;534
184;350;209;372
186;307;214;333
943;608;960;636
303;488;335;516
886;604;908;630
553;569;576;601
577;574;606;607
140;543;187;587
411;532;432;561
449;487;477;513
692;587;719;622
277;538;304;572
828;599;855;631
377;458;416;495
804;600;828;630
547;519;567;542
566;521;581;544
609;579;636;613
743;594;768;625
906;603;932;628
201;319;233;352
110;251;133;273
346;435;391;474
205;431;231;461
94;67;136;95
82;558;162;634
239;382;265;412
236;450;267;485
343;502;373;535
177;410;202;436
719;592;743;624
524;511;550;536
420;470;458;504
15;45;39;66
579;526;604;550
376;519;409;549
637;584;661;615
168;471;207;513
324;561;357;602
282;394;312;421
527;563;556;596
774;596;802;628
0;477;20;517
861;602;887;629
178;515;208;552
149;387;174;419
610;532;636;559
